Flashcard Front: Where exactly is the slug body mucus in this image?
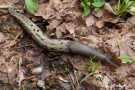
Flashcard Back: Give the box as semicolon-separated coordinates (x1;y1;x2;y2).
8;7;118;68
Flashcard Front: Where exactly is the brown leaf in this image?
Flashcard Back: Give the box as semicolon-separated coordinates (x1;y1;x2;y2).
120;36;135;59
84;14;98;27
4;0;20;5
34;4;55;20
0;55;7;73
80;36;100;49
128;16;135;26
96;20;105;28
65;22;76;34
47;19;62;30
55;29;63;38
116;65;131;77
92;9;103;17
104;14;118;23
57;73;69;82
104;3;116;15
0;32;7;42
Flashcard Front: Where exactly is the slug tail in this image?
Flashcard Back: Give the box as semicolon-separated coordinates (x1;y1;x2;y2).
67;41;119;68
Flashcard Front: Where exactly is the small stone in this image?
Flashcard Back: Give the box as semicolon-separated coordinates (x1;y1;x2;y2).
37;80;45;88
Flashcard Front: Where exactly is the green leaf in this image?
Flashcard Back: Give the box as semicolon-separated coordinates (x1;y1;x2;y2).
127;10;135;15
112;0;135;15
25;0;39;14
118;0;121;10
86;1;91;6
133;0;135;6
92;0;106;8
94;7;99;11
112;6;119;15
80;0;106;16
120;56;135;63
80;1;86;8
81;61;101;82
84;5;91;16
81;54;101;83
85;0;89;3
119;0;127;10
125;0;130;4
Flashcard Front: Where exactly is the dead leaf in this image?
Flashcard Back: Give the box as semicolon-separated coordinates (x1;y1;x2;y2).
34;4;55;20
0;32;7;42
17;57;25;87
120;36;135;59
0;55;7;73
96;20;105;28
55;23;68;38
102;76;111;89
47;19;62;30
4;0;20;5
104;3;116;15
0;55;18;73
28;82;37;89
128;16;135;26
84;14;98;27
80;35;100;49
55;29;63;38
57;74;69;82
104;14;119;23
116;65;131;77
65;22;76;34
92;9;103;17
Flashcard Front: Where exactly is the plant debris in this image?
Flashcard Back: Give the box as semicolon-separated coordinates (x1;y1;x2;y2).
0;0;135;89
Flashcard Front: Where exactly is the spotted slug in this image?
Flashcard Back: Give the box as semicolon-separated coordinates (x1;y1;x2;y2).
8;7;118;68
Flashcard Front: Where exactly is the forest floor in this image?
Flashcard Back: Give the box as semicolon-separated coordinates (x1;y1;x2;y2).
0;0;135;90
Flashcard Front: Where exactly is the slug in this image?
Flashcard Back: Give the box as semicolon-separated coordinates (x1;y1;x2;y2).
8;7;118;68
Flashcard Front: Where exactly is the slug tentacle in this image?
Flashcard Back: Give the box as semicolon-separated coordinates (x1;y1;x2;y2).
8;7;118;68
